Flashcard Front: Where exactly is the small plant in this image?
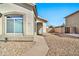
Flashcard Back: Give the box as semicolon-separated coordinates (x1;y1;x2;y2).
5;37;8;42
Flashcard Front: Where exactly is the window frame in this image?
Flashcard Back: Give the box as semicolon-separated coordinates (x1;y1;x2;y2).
5;14;24;36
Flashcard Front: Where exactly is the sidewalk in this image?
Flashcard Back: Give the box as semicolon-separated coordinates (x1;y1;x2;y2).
24;36;49;56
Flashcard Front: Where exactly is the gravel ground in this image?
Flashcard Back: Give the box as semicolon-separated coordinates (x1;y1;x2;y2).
43;33;79;56
0;41;34;56
0;36;48;56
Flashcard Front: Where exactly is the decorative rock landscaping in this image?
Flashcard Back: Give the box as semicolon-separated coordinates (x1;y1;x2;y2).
0;36;49;56
43;33;79;56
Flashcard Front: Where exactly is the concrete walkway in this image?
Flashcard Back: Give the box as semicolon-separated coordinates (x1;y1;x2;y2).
66;34;79;38
24;36;49;56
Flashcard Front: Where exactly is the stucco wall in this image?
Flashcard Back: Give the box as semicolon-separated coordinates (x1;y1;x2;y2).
55;27;64;33
36;19;47;34
43;23;47;33
0;17;2;35
0;3;35;36
65;12;79;33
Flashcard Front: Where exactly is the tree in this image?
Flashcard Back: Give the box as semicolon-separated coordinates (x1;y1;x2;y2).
48;25;54;28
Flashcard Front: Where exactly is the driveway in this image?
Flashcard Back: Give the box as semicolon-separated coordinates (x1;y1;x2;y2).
43;33;79;56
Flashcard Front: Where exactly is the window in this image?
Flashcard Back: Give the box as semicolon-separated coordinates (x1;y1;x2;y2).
6;15;23;33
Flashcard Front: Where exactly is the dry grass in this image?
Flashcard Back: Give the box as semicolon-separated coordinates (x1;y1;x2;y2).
44;34;79;56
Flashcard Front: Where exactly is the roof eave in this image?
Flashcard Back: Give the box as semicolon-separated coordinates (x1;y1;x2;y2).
36;17;48;22
64;10;79;18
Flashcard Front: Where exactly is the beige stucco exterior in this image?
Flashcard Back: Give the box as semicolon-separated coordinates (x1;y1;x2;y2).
0;3;35;36
36;18;47;34
0;17;2;35
0;3;47;38
65;11;79;33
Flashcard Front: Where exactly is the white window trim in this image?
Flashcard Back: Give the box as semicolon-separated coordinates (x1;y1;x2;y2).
5;15;24;36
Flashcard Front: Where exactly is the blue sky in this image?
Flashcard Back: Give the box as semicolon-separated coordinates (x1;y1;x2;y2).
36;3;79;27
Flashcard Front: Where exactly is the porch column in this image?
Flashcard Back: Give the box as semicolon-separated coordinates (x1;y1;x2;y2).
43;23;46;33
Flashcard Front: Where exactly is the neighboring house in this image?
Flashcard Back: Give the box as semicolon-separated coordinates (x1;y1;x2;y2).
0;3;47;39
65;10;79;34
